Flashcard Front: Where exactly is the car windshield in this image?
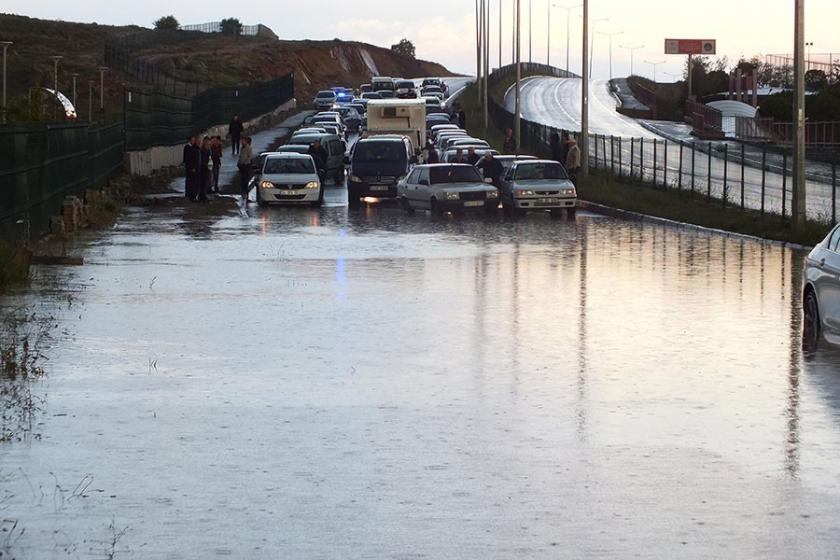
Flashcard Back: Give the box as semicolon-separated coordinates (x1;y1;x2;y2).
264;158;315;174
354;142;406;162
316;91;335;99
312;117;337;123
430;166;482;184
396;82;414;88
514;162;569;180
277;145;308;153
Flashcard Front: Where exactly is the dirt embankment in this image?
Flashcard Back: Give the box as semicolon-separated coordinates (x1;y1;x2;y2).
0;14;455;109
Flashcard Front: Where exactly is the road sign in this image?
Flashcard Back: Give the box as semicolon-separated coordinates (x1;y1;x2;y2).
665;39;716;55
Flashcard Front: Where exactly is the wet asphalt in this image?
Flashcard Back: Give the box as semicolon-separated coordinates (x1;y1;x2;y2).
2;180;840;558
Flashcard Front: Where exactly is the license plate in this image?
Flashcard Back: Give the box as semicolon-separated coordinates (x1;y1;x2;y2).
369;185;389;191
464;200;484;207
280;190;298;196
536;198;560;204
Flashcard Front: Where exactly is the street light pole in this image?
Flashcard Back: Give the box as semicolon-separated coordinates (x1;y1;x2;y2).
793;0;806;224
485;0;490;130
597;31;623;80
547;1;551;66
587;17;609;76
581;0;589;177
0;41;11;125
529;0;533;64
644;60;666;82
49;56;63;120
98;66;107;113
88;80;94;122
515;0;521;152
552;4;581;75
499;0;503;68
71;72;79;110
619;44;644;77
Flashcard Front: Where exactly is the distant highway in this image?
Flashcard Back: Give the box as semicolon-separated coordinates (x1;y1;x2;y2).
505;76;834;220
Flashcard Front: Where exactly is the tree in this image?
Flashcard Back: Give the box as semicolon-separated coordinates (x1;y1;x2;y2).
805;69;828;92
154;15;179;30
220;18;243;36
391;39;416;60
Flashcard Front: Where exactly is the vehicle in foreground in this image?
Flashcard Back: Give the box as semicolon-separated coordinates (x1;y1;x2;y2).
348;136;414;207
803;225;840;349
313;90;337;110
398;164;499;215
499;160;577;217
255;153;323;207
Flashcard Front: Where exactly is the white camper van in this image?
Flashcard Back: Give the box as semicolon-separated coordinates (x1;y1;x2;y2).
363;99;427;152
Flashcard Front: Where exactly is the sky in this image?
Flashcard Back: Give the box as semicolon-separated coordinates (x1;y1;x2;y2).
3;0;839;80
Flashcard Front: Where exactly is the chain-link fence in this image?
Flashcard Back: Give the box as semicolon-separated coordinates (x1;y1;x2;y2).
0;122;124;240
489;95;839;223
125;74;294;150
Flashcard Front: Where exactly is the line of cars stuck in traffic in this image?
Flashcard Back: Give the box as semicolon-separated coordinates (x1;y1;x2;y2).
252;77;578;217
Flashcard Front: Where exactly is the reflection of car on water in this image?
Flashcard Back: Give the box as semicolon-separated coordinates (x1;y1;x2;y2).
803;225;840;349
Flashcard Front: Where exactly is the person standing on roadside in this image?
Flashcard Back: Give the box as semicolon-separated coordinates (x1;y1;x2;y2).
198;137;212;202
229;115;244;156
565;136;581;186
559;131;571;168
457;105;467;130
237;137;254;201
451;148;466;164
503;128;517;155
183;135;201;201
210;136;223;193
422;140;439;164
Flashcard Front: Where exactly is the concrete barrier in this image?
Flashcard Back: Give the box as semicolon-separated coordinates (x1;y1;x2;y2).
124;98;297;176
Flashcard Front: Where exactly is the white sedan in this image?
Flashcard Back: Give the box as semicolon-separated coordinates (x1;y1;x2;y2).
499;159;577;217
256;153;323;207
803;225;840;348
398;164;499;215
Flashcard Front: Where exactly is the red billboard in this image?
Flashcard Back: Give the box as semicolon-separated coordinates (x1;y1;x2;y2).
665;39;716;55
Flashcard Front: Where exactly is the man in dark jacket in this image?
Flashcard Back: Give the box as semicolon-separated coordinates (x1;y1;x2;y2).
182;136;201;201
229;115;244;156
476;152;505;188
466;146;480;166
308;140;329;180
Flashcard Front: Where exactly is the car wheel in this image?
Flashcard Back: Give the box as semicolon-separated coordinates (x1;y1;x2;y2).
430;198;442;217
401;196;415;215
347;186;361;208
256;191;266;207
803;289;821;351
567;207;577;219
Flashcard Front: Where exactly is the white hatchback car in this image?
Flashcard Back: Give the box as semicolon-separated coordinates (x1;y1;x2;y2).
803;225;840;348
500;159;577;217
398;164;499;215
256;153;323;207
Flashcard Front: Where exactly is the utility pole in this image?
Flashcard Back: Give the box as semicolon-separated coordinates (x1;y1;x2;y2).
547;1;551;66
485;0;490;130
687;54;693;99
88;80;94;121
581;0;589;177
50;56;62;120
529;0;533;63
499;0;503;68
515;0;521;153
98;66;107;113
0;41;11;125
793;0;806;224
587;17;609;77
553;4;581;75
71;72;79;110
644;60;666;83
619;44;644;77
476;0;482;104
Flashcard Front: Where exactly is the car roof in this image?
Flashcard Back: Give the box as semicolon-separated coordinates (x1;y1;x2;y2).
358;136;406;143
512;159;563;165
415;163;475;168
316;90;336;95
292;132;341;141
264;152;312;159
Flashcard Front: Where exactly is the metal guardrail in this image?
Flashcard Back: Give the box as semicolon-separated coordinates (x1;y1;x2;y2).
0;122;124;240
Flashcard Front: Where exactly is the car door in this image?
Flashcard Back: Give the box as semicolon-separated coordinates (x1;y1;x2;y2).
817;227;840;332
402;168;420;205
416;167;431;208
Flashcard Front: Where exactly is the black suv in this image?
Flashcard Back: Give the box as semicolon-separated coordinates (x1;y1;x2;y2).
348;136;415;207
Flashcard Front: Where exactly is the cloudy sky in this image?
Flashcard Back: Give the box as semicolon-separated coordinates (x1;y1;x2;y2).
4;0;838;79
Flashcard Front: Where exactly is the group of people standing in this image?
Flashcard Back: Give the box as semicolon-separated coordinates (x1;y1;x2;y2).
182;135;224;202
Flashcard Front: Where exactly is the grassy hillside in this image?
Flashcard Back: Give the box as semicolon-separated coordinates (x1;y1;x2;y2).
0;14;455;121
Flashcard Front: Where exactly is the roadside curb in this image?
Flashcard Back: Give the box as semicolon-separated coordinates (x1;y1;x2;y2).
577;199;813;251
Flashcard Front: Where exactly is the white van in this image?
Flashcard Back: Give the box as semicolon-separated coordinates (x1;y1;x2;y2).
256;153;323;207
363;99;427;152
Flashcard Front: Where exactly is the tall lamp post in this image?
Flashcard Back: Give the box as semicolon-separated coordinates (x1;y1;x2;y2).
793;0;806;224
529;0;533;63
71;72;79;110
597;30;623;80
98;66;108;114
88;79;94;122
515;0;521;152
643;59;666;82
583;16;609;76
0;41;11;125
619;44;644;77
581;0;589;177
49;56;63;120
552;4;581;74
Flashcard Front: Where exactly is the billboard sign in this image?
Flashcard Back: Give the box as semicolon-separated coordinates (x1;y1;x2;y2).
665;39;716;55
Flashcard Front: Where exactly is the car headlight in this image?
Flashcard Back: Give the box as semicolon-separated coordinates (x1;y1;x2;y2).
305;181;320;190
516;189;535;197
350;175;362;183
260;180;274;189
486;189;499;199
444;191;460;201
563;188;577;197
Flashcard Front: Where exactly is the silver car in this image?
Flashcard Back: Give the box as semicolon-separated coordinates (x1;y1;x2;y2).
398;164;499;215
803;225;840;348
499;160;577;217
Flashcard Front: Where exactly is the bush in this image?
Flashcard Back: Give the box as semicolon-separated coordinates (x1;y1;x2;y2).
220;18;243;36
154;15;179;30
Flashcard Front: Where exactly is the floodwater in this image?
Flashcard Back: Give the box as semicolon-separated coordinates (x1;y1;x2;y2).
2;195;840;559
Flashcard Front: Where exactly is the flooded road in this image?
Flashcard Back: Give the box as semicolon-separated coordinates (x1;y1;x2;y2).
2;197;840;558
